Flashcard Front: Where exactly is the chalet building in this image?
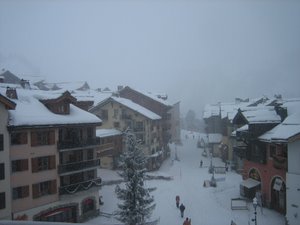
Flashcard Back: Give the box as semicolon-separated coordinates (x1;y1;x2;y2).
203;97;272;164
232;106;286;214
118;86;180;148
0;94;16;220
259;111;300;224
90;97;163;170
96;129;123;169
1;87;102;223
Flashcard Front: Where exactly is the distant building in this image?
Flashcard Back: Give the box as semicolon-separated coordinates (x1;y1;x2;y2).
90;96;164;170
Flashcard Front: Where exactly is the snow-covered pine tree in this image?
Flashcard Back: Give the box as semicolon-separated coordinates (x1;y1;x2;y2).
115;128;155;225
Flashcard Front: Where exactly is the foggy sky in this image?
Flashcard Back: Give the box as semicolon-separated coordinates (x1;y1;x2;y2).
1;0;300;116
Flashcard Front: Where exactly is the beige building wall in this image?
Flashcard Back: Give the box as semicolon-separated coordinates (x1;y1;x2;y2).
10;129;59;214
99;101;161;158
0;103;12;219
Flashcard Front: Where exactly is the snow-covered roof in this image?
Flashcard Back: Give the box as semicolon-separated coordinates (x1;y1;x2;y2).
240;106;281;124
96;129;122;138
203;104;220;119
1;88;102;127
259;112;300;142
123;86;173;107
111;97;162;120
240;178;260;189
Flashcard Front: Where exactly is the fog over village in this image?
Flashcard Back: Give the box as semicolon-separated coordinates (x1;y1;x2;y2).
1;1;300;225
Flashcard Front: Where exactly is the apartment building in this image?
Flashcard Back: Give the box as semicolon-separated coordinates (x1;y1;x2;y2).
90;96;163;170
2;87;102;222
0;94;16;220
118;86;180;154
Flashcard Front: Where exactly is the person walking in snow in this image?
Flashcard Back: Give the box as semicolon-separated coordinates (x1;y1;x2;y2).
200;160;203;168
183;217;191;225
176;195;180;208
179;203;185;218
183;217;189;225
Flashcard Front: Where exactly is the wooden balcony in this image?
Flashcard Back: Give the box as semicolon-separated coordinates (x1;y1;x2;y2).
58;159;100;174
59;177;102;195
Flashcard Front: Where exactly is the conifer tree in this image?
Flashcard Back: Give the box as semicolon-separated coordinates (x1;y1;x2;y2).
115;129;155;225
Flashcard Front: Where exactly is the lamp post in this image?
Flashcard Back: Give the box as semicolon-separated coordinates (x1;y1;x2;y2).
252;197;258;225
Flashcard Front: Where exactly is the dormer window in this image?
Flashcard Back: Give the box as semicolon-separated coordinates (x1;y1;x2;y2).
39;91;76;115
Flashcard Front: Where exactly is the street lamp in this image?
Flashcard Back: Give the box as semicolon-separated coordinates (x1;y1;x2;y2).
252;197;258;225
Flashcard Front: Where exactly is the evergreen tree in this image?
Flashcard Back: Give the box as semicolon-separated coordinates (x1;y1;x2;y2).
115;129;155;225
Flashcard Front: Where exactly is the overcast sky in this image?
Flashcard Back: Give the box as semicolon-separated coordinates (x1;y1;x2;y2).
1;0;300;116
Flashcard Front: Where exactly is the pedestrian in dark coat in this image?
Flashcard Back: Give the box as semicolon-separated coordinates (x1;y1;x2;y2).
179;203;185;218
176;195;180;208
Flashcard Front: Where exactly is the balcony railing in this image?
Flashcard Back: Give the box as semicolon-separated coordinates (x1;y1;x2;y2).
272;155;287;170
59;177;102;195
98;142;114;151
57;138;98;150
58;159;100;174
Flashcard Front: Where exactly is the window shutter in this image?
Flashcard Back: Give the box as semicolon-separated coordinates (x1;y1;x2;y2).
31;132;37;146
22;186;29;198
48;130;55;145
21;159;28;171
21;132;28;144
50;180;57;194
49;155;56;170
31;158;38;173
32;183;39;199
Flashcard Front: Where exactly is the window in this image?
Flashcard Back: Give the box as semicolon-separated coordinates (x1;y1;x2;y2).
87;149;93;160
113;122;120;128
0;134;3;151
135;121;144;131
12;185;29;200
32;180;57;198
12;159;28;172
87;127;93;139
11;132;27;145
31;130;55;146
38;157;49;171
0;163;4;180
0;192;5;209
32;156;55;173
101;110;108;120
113;109;119;118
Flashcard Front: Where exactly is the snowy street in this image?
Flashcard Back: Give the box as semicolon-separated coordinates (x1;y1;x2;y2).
88;130;285;225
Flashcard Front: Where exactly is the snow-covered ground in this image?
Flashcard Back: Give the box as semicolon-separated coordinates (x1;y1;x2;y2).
87;130;285;225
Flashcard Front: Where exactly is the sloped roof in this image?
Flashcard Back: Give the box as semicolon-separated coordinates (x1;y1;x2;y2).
120;86;173;107
111;97;161;120
1;88;102;128
233;106;281;124
96;129;122;138
259;112;300;142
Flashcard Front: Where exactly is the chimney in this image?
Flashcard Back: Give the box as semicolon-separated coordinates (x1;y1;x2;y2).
6;87;18;99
